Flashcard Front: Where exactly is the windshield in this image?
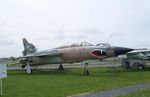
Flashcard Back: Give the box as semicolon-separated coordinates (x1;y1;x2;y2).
80;41;94;46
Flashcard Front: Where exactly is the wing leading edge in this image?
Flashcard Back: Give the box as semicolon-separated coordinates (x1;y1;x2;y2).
24;51;61;58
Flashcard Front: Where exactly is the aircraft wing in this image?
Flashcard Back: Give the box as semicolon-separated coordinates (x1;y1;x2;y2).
24;51;61;58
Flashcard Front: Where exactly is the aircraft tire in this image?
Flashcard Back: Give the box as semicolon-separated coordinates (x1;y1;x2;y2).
138;64;144;70
21;65;26;68
124;61;130;69
84;70;89;76
30;69;33;74
86;70;89;76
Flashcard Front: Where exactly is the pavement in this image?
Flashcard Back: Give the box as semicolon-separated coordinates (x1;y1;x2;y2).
74;83;150;97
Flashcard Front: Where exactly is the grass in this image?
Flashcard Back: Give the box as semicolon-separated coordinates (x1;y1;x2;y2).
2;67;150;97
117;88;150;97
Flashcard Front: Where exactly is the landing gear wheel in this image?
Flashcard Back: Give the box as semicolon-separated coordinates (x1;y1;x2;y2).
21;65;26;68
124;61;130;69
30;69;33;74
138;64;144;70
84;70;89;76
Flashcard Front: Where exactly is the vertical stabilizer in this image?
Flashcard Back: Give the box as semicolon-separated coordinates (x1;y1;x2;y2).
22;38;37;56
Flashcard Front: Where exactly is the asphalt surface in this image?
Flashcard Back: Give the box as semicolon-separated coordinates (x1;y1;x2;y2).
74;83;150;97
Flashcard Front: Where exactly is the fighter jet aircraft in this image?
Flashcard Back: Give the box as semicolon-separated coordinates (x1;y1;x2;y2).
20;38;133;75
127;50;150;60
121;49;150;70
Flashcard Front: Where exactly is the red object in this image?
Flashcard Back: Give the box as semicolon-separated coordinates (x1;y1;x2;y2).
92;50;106;56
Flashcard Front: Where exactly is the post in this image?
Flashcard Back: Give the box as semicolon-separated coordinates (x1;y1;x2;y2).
0;78;2;95
0;64;7;95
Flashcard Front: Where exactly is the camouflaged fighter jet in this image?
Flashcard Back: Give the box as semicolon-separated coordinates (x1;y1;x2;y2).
127;49;150;60
20;38;133;75
121;49;150;70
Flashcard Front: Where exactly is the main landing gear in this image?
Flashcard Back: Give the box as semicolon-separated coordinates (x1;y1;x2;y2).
26;62;33;74
83;63;89;76
58;64;64;71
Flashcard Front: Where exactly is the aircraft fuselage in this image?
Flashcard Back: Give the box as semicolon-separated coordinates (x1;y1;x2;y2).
28;46;115;66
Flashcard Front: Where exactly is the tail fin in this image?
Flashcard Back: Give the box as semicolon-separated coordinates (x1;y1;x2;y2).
22;38;37;56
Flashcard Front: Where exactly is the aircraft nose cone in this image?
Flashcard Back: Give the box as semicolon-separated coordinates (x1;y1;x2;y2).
115;47;134;56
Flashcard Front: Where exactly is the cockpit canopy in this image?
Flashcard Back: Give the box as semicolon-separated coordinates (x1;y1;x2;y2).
56;41;94;49
80;41;94;46
56;42;110;49
96;43;111;48
70;41;93;47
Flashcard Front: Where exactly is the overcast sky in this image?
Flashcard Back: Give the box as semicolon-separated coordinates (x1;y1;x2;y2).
0;0;150;57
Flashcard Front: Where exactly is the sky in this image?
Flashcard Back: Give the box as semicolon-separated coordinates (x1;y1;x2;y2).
0;0;150;57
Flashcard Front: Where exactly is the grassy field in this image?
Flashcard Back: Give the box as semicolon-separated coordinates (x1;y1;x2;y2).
117;88;150;97
2;67;150;97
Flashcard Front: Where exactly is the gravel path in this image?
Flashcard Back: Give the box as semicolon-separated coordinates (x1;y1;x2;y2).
75;83;150;97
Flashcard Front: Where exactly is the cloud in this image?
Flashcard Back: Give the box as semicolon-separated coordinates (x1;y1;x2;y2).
54;34;65;40
52;29;66;40
73;29;105;34
0;40;15;46
0;0;150;57
0;21;6;27
68;35;87;40
0;35;7;38
36;37;50;41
